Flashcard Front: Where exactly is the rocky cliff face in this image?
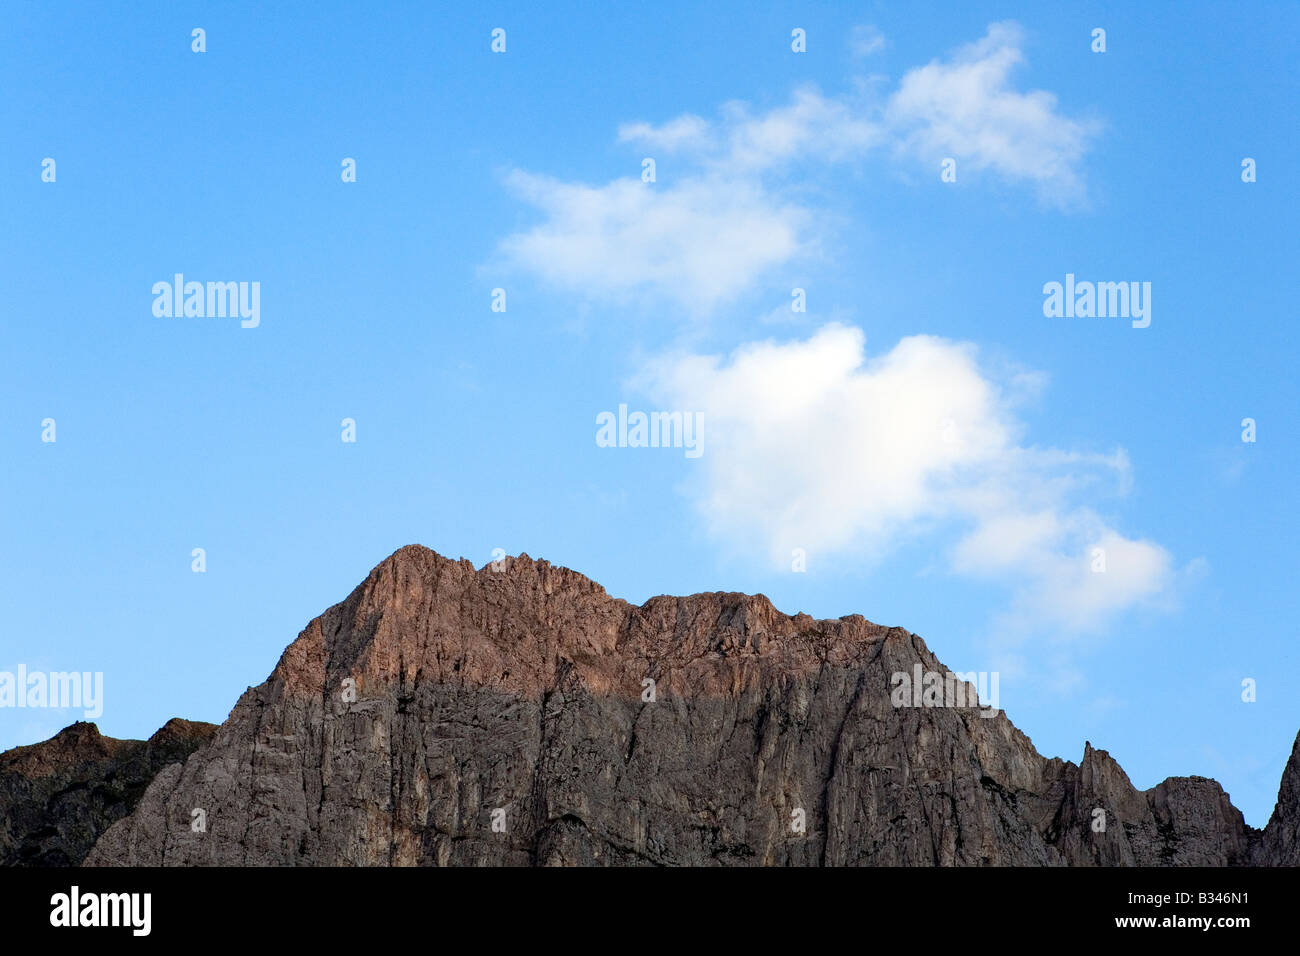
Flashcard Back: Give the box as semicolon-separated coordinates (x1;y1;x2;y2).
0;718;215;866
5;545;1297;866
1254;733;1300;865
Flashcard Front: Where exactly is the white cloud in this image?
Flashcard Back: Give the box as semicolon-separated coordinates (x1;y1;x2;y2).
850;24;886;57
885;21;1100;203
716;88;882;172
637;323;1173;635
496;22;1099;309
498;170;810;312
618;114;713;153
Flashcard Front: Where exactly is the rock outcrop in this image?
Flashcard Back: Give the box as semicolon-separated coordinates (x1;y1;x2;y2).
1254;732;1300;865
54;545;1289;866
0;718;216;865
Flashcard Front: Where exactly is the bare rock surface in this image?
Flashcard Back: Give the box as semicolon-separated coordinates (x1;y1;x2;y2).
65;545;1294;867
1253;732;1300;865
3;546;1291;866
0;718;215;865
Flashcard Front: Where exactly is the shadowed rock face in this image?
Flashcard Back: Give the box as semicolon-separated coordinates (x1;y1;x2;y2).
5;545;1296;866
1254;734;1300;865
0;718;216;866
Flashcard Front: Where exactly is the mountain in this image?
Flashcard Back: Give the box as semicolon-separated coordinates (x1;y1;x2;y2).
3;545;1296;865
0;718;215;866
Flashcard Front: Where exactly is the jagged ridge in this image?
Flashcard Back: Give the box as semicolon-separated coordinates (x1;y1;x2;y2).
3;545;1296;866
0;718;216;865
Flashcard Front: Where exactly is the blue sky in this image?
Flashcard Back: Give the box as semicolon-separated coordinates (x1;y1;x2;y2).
1;1;1297;827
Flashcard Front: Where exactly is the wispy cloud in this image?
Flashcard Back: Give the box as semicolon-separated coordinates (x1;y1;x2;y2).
885;21;1101;204
849;24;886;58
496;22;1099;311
617;114;713;154
498;170;810;313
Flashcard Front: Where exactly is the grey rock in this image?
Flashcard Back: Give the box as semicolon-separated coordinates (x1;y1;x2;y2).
0;718;216;866
20;544;1290;866
1253;732;1300;865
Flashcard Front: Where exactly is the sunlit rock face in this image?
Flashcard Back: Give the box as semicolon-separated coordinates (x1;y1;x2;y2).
2;545;1286;867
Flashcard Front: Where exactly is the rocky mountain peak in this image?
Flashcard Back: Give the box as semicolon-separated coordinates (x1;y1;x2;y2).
3;545;1295;867
0;718;215;866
